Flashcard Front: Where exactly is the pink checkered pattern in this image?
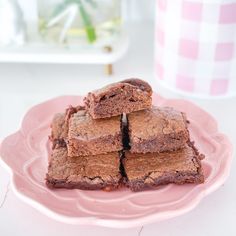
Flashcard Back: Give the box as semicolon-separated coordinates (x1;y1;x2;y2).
155;0;236;97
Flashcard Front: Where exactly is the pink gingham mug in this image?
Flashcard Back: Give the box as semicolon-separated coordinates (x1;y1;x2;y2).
155;0;236;98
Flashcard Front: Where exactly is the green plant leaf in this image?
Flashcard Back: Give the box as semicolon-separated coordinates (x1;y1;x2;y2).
79;3;96;43
50;0;97;43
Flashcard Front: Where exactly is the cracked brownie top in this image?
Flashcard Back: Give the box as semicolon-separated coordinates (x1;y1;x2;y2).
128;106;188;139
123;142;204;191
68;109;121;140
46;147;121;189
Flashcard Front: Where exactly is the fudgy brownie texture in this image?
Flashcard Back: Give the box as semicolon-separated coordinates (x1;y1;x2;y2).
84;78;152;119
50;106;84;149
123;142;204;192
50;113;67;149
127;106;190;153
46;147;122;190
67;108;122;156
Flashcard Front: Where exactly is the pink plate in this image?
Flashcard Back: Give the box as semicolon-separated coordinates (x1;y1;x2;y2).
0;94;233;228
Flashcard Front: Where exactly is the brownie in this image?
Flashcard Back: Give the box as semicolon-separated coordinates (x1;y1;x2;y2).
46;147;122;190
50;106;83;149
50;113;67;149
84;78;152;119
122;142;204;191
67;108;122;156
127;106;190;153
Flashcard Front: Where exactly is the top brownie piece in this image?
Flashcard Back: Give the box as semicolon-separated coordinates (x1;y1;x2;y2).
127;106;190;153
67;108;122;156
84;78;152;119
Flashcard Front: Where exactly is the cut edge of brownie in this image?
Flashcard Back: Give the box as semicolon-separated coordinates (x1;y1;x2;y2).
84;78;152;119
46;174;121;191
50;113;66;149
50;105;84;149
129;130;190;154
127;171;204;192
67;133;123;157
67;110;123;157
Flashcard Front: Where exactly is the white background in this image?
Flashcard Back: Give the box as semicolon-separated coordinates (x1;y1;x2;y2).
0;7;236;236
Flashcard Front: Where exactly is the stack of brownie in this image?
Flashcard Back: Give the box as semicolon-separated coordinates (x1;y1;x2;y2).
46;79;204;192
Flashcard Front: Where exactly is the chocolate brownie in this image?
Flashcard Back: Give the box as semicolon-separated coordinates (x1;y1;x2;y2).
50;106;83;149
67;108;122;156
46;147;122;190
122;142;204;191
84;78;152;119
50;113;67;148
127;106;190;153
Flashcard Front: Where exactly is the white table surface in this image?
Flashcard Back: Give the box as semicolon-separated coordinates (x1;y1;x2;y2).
0;23;236;236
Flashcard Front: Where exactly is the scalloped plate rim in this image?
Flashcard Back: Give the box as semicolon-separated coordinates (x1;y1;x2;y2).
0;95;234;228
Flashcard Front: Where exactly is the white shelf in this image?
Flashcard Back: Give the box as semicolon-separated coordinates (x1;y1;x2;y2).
0;32;129;64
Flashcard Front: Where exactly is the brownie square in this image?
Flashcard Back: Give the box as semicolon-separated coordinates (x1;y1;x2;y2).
122;142;204;191
67;108;122;156
50;106;83;149
127;106;190;153
46;147;122;190
84;78;152;119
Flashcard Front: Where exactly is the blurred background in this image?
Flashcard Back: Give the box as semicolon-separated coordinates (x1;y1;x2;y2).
0;0;157;136
0;0;236;235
